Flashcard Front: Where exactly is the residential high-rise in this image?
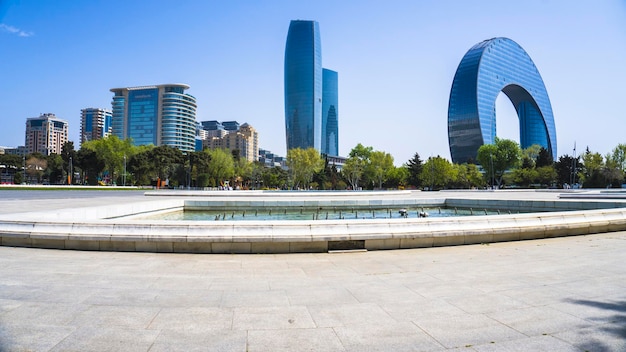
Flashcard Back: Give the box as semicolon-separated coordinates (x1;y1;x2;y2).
222;121;240;131
284;20;322;152
322;68;338;156
110;84;197;152
80;108;112;145
448;37;557;163
25;113;68;155
201;121;259;162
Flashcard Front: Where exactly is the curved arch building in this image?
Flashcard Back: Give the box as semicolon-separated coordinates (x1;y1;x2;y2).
448;37;557;163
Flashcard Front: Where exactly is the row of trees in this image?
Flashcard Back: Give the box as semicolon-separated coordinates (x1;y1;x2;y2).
287;139;626;190
1;135;625;189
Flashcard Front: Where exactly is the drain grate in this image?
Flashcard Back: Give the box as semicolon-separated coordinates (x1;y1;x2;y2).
328;240;365;251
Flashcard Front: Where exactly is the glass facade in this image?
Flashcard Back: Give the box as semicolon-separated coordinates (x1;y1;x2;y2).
448;37;557;163
111;94;125;138
81;108;113;145
322;68;338;156
284;20;322;151
127;88;159;146
110;84;197;152
161;91;197;151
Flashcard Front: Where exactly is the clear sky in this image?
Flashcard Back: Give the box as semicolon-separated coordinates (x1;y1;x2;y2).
1;0;625;165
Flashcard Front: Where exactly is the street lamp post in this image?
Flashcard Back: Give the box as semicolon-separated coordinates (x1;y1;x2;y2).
123;154;126;187
490;153;494;189
69;156;73;185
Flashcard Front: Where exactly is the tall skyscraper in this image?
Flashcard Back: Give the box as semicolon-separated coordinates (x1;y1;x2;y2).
110;84;197;152
80;108;112;145
322;68;338;156
25;113;68;155
284;20;323;152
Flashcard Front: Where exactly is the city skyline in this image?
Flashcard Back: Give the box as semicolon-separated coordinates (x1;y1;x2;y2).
1;1;625;165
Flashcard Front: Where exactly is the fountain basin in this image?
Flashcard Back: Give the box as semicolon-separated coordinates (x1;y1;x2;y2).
1;190;626;253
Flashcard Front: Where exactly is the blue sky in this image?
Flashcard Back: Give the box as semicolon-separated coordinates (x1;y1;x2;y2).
1;0;625;165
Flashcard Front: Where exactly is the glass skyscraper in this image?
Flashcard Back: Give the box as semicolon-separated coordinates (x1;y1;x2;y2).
110;84;197;152
448;37;557;164
322;68;338;156
284;20;323;152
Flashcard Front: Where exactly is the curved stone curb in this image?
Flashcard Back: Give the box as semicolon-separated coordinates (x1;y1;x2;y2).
2;206;626;254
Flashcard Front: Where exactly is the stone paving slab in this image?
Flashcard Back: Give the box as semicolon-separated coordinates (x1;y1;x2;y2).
0;232;625;351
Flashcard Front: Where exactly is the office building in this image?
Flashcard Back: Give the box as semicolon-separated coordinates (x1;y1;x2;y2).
322;68;338;156
448;37;557;163
110;84;197;152
284;20;339;156
25;113;68;155
80;108;112;145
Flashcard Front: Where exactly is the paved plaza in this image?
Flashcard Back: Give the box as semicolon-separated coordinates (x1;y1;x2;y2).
0;189;625;351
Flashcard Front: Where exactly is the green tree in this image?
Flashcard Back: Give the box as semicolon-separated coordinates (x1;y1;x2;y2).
189;151;211;188
82;136;134;184
261;166;288;189
0;154;22;184
312;157;330;190
385;166;409;189
554;154;580;187
127;148;154;186
342;156;365;190
536;165;557;186
349;143;373;160
45;154;64;184
342;143;374;190
61;141;76;184
151;145;183;185
206;148;235;187
405;152;423;188
76;148;105;185
536;147;553;167
452;163;484;189
509;166;539;187
13;169;23;184
603;154;623;187
316;159;342;190
233;157;252;189
369;150;394;189
476;138;522;188
522;144;542;166
419;156;456;190
286;147;323;189
580;147;604;187
350;144;374;186
249;162;265;189
605;144;626;186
